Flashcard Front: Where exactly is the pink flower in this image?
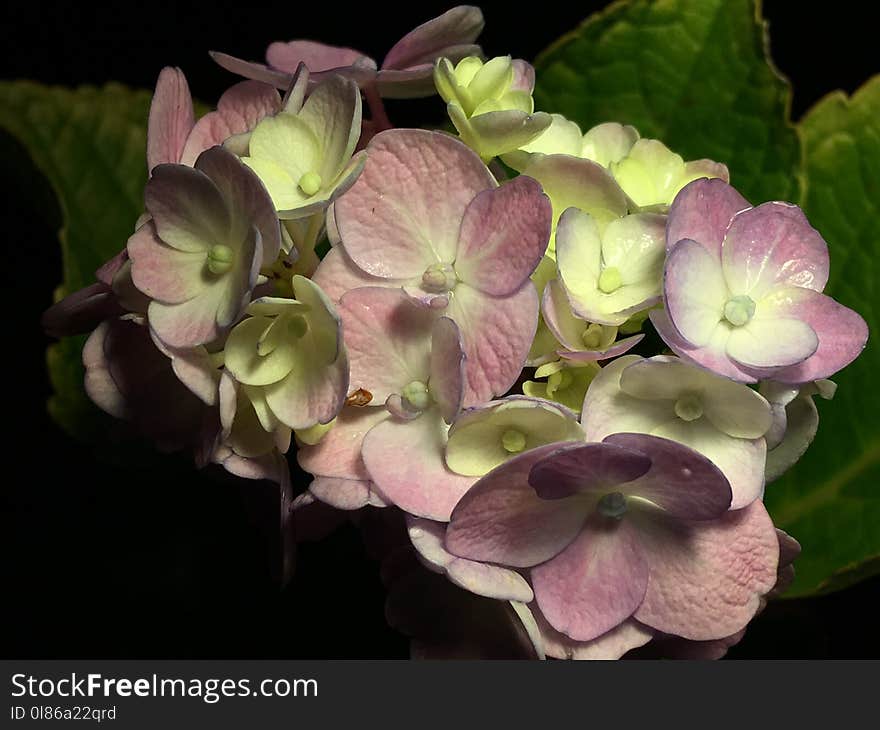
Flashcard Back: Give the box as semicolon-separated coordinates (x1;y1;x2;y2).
210;6;484;99
446;433;779;642
317;128;552;404
652;178;868;383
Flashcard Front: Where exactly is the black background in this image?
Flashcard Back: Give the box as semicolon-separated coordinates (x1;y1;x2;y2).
2;0;878;658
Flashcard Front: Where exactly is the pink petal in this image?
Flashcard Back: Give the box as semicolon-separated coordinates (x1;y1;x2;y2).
430;317;466;424
762;288;869;383
311;245;394;302
147;67;195;170
296;406;388;481
446;281;538;406
309;476;388;510
533;609;653;660
666;178;750;257
633;501;779;641
510;59;535;93
528;442;651;500
361;410;475;521
407;517;533;602
663;238;727;347
209;51;296;90
382;6;484;70
127;221;207;304
446;443;591;567
334;129;495;279
602;433;732;519
179;81;281;167
455;175;551;296
338;287;434;403
722;203;830;298
532;515;649;642
266;40;371;73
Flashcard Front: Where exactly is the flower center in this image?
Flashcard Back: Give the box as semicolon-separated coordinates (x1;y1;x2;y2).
723;295;756;327
501;429;527;453
421;263;457;293
581;323;604;349
401;380;430;412
597;491;628;519
674;393;703;422
598;266;622;294
207;244;234;275
298;171;322;197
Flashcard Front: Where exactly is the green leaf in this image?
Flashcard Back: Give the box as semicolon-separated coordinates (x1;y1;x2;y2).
763;77;880;596
533;0;801;203
0;81;152;436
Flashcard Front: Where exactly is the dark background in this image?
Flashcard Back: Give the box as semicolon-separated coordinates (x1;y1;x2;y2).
2;0;878;658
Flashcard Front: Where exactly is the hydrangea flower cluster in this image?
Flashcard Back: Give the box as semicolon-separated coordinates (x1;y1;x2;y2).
43;6;868;660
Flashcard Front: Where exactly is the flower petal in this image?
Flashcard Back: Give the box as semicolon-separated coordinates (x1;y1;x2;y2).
430;317;466;424
296;405;389;481
666;177;750;257
147;67;195;169
446;443;591;567
263;347;349;429
532;515;649;642
663;238;728;347
383;6;484;70
722;203;830;298
454;175;551;296
633;501;779;641
362;409;475;521
338;286;434;403
446;281;538;406
335;129;495;278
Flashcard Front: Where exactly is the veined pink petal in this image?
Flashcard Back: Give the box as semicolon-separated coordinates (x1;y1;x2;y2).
362;410;475;521
447;443;591;567
296;405;388;482
455;175;551;296
633;501;779;641
722;203;830;298
338;287;434;403
147;67;195;170
663;238;728;347
382;6;484;70
334;129;495;279
179;81;282;167
310;245;393;302
666;178;750;257
446;281;538;406
430;317;466;424
532;515;649;642
757;287;869;384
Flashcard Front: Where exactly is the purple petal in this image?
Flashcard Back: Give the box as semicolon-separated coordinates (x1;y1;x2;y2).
266;39;372;73
446;443;591;567
455;175;551;296
42;283;123;338
528;442;651;500
602;433;732;519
